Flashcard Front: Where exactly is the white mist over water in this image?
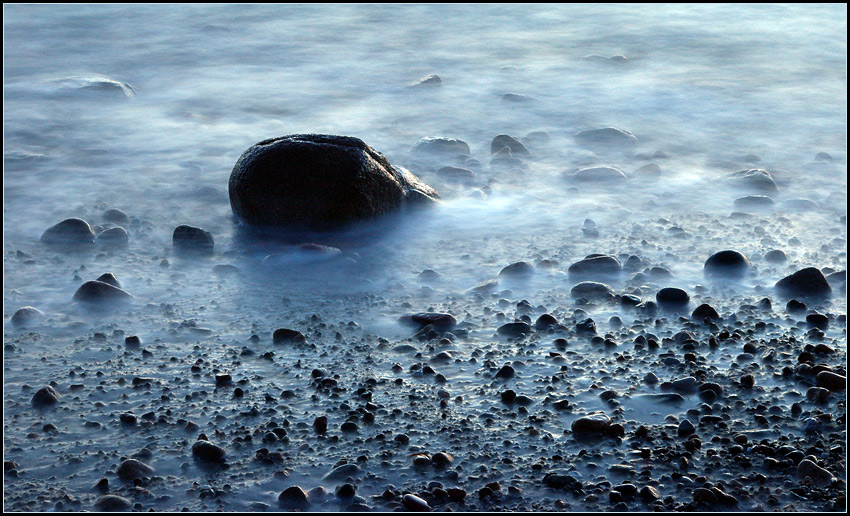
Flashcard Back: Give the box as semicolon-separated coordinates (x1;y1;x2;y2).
3;1;846;334
3;5;847;512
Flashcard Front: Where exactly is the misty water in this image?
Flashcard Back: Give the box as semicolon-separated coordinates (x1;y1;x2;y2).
3;4;847;513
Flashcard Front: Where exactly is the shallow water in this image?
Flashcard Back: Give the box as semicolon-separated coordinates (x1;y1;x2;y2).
3;4;847;513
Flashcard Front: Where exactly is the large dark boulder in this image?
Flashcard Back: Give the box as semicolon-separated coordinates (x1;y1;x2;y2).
229;135;438;229
775;267;832;298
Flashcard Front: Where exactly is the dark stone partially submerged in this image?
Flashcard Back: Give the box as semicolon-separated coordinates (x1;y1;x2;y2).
32;385;60;407
230;134;438;229
775;267;832;298
704;250;750;279
41;218;96;247
11;306;43;326
173;225;214;254
73;280;133;303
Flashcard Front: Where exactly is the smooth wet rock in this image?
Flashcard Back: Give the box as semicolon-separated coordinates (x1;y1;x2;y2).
431;452;454;468
704;250;750;278
73;281;133;304
797;459;835;483
734;195;775;209
102;209;129;224
412;136;471;156
499;261;534;278
11;306;43;326
678;419;695;437
727;169;778;194
775;267;832;298
491;135;529;156
825;270;846;287
571;412;610;436
656;287;689;307
173;225;213;254
497;323;531;338
436;166;475;184
568;255;622;277
96;273;121;288
543;471;583;491
570;281;614;300
230;134;438;229
692;303;719;320
495;364;516;379
273;328;306;344
32;385;60;407
575;127;636;146
97;226;129;246
278;486;311;510
93;495;132;512
816;371;845;392
41;218;96;246
192;438;226;463
402;312;457;330
670;376;698;393
116;458;154;480
402;493;431;512
764;249;787;263
572;166;628;183
534;313;558;330
323;463;360;481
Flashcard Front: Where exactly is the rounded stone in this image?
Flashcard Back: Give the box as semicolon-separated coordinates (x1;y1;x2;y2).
571;412;611;436
402;494;431;512
41;218;96;246
775;267;832;298
656;287;689;307
102;209;130;224
572;166;628;183
568;255;622;277
413;137;470;156
727;169;778;194
32;385;60;407
570;281;614;300
116;458;154;480
72;281;133;304
734;195;775;209
704;250;750;278
173;225;214;254
11;306;44;326
491;134;529;156
499;261;535;278
278;486;311;510
692;303;719;320
96;273;121;288
93;495;132;512
764;249;787;263
230;134;438;229
97;226;129;246
191;438;226;463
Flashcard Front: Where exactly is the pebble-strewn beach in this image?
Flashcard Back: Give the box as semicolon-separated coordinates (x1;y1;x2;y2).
3;4;846;512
